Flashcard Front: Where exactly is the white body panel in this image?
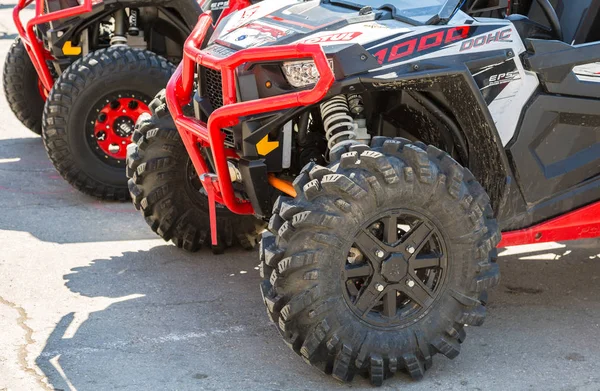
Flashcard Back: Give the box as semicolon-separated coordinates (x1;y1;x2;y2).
216;2;542;145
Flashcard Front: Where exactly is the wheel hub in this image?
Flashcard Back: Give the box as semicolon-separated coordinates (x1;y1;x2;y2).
89;95;149;163
342;210;447;327
113;116;135;137
380;253;408;283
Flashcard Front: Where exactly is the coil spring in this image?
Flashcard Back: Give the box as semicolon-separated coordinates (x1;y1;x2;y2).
320;95;358;152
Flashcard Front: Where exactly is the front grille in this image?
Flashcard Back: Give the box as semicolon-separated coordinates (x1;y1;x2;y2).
223;130;235;148
199;67;234;148
203;68;223;111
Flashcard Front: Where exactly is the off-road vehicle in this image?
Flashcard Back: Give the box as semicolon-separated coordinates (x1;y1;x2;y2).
4;0;253;200
128;0;600;385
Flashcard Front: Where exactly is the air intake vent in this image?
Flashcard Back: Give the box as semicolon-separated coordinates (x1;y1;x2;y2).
203;68;223;111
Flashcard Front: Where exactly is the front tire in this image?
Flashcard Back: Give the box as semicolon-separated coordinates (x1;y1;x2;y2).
259;138;500;386
42;47;174;200
3;37;45;135
127;91;266;253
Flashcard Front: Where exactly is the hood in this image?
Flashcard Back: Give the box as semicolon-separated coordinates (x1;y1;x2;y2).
209;0;415;51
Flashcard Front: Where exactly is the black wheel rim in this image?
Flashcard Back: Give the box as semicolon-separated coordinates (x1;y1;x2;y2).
342;209;448;327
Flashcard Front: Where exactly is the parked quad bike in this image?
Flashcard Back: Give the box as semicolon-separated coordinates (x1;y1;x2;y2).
3;0;256;201
129;0;600;386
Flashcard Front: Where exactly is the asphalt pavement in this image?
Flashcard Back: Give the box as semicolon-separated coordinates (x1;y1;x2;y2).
1;5;599;390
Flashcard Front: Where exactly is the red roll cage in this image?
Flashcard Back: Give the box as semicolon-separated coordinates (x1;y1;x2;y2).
13;0;93;94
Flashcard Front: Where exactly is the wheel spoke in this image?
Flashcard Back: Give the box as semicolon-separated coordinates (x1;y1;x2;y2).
344;264;372;279
401;277;434;307
382;215;398;244
410;254;442;270
400;222;433;256
354;229;390;261
346;280;359;297
382;290;397;318
354;281;385;316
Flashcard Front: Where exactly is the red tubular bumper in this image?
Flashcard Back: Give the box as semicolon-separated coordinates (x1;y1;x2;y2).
165;12;334;220
13;0;92;92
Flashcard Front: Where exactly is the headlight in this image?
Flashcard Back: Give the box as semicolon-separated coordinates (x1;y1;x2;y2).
281;59;334;88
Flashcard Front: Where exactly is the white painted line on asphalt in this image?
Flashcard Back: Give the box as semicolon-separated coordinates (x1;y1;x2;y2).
39;325;246;358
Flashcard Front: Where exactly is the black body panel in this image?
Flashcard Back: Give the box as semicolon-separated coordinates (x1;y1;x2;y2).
500;94;600;230
524;39;600;98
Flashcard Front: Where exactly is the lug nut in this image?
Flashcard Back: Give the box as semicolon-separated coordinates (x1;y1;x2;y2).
407;246;415;254
406;279;415;288
376;284;384;292
375;250;385;259
97;113;107;123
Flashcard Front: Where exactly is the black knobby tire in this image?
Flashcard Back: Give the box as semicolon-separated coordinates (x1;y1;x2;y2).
259;137;500;386
3;38;45;135
42;47;175;201
127;90;266;253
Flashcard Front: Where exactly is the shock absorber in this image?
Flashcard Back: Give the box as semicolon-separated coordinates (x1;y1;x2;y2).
320;95;358;153
320;94;370;157
110;9;128;46
128;8;140;36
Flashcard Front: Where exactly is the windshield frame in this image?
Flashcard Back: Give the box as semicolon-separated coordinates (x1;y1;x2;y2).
324;0;463;25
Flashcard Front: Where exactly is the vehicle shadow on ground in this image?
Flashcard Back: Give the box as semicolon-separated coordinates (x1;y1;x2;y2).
35;245;371;391
34;241;600;390
0;137;157;244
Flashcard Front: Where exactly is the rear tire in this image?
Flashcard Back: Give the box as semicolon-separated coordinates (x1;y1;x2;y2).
42;47;174;200
259;138;500;386
127;90;266;253
3;37;45;135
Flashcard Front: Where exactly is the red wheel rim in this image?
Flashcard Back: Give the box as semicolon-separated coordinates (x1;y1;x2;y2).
93;97;149;160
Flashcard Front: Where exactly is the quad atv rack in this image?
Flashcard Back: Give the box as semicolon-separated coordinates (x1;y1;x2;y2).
166;11;334;244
